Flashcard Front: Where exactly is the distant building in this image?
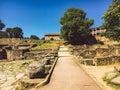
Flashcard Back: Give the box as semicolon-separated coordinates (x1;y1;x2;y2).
44;33;60;40
90;27;106;36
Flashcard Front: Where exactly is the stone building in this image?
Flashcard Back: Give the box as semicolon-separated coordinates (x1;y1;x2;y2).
90;27;106;36
45;33;60;40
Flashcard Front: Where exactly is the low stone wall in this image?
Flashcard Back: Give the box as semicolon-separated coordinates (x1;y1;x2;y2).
6;49;29;60
93;56;120;66
96;48;114;57
0;49;7;59
17;44;37;49
81;59;93;66
0;44;8;49
70;44;120;66
25;49;53;60
80;50;96;58
0;38;41;45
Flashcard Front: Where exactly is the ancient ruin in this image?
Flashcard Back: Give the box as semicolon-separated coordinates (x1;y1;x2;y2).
70;44;120;66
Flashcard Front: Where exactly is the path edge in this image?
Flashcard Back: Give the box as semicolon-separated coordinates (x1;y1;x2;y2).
35;57;58;89
73;55;106;90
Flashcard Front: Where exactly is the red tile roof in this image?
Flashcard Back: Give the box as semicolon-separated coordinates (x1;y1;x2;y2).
45;33;60;36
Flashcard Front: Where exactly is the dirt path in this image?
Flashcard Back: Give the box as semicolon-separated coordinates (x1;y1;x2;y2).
37;46;101;90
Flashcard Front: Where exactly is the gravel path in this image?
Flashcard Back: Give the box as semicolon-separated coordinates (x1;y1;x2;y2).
37;46;101;90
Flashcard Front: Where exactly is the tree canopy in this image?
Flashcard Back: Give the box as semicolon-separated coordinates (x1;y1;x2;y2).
102;0;120;40
6;27;23;38
0;20;7;38
30;35;39;40
0;31;8;38
0;20;5;30
60;8;96;45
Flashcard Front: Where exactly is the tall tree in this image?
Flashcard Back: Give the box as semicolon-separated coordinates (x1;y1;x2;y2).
6;28;13;38
0;20;5;30
0;31;8;38
60;8;96;45
30;35;39;40
6;27;23;38
12;27;23;38
102;0;120;40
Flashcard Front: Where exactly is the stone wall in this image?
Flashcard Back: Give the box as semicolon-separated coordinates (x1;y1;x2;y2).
93;56;120;66
0;49;7;59
6;49;29;60
25;49;53;60
70;44;120;66
80;50;96;58
0;38;41;44
0;38;40;61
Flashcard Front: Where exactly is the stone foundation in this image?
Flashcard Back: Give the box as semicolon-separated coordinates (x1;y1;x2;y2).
25;49;52;60
6;49;29;60
70;44;120;66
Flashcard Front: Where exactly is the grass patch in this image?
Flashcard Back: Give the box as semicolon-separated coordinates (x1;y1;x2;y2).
30;40;59;50
0;60;32;76
103;72;120;90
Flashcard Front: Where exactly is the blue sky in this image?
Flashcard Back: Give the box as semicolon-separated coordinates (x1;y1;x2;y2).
0;0;112;38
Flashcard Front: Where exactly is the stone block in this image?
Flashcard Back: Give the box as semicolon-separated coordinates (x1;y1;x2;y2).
111;76;120;85
28;61;45;79
81;59;93;66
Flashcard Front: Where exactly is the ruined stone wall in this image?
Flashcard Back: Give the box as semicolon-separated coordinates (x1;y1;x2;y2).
0;38;41;44
0;38;40;61
70;44;120;66
25;49;53;60
93;56;120;66
6;49;29;60
0;49;7;59
80;50;96;58
0;38;22;44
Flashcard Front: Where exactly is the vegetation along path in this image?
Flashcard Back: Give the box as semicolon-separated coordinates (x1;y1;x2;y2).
37;46;101;90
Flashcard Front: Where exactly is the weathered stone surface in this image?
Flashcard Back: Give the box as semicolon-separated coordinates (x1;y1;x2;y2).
114;66;120;72
81;59;93;65
17;44;37;49
16;73;25;80
93;57;110;66
45;65;51;74
0;49;7;59
18;76;42;90
80;50;96;58
28;61;45;79
25;49;53;60
42;58;51;65
70;44;120;66
111;76;120;85
93;56;120;66
106;72;118;80
96;48;114;57
50;51;58;57
6;49;28;60
54;46;59;51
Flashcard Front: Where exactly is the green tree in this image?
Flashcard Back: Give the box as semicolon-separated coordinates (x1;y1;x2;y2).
6;27;23;38
102;0;120;40
30;35;39;40
60;8;96;45
6;28;13;38
12;27;23;38
0;31;8;38
0;20;5;30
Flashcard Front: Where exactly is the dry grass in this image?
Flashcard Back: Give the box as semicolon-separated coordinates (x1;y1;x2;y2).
0;60;32;75
30;41;59;50
96;36;120;45
0;60;32;90
81;64;120;90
